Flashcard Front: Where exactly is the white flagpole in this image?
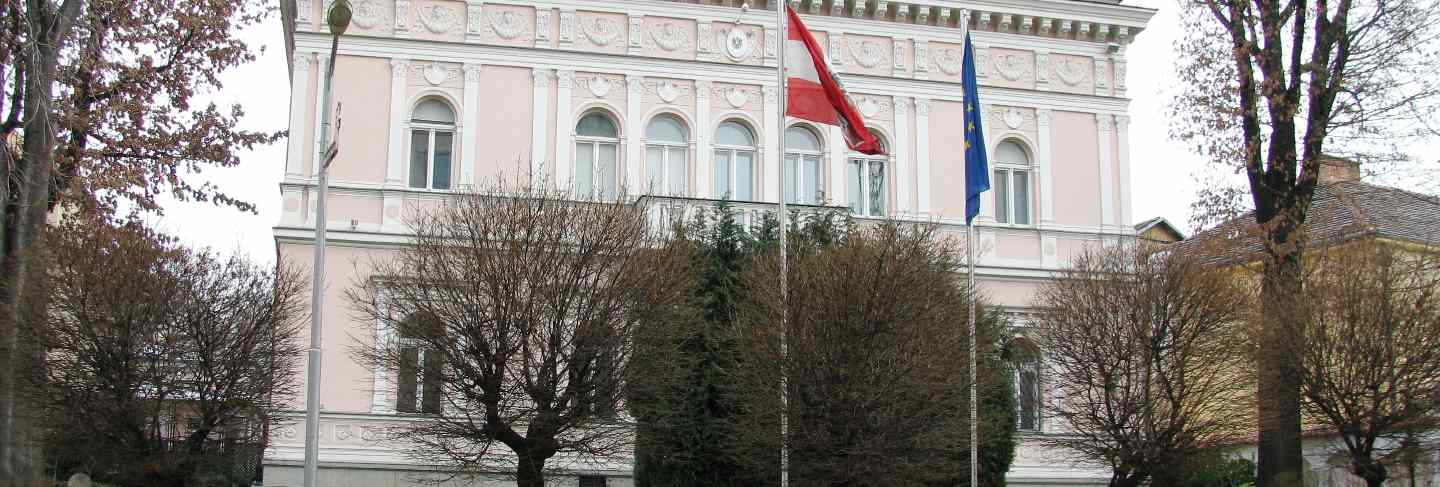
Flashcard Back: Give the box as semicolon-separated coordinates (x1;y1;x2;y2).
968;222;978;487
775;3;790;487
962;12;978;487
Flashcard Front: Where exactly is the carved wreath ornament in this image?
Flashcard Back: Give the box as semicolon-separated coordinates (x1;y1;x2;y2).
993;53;1029;81
934;48;963;75
1054;57;1088;86
582;17;623;46
487;11;528;40
649;23;689;51
416;5;461;33
349;0;385;28
848;40;887;69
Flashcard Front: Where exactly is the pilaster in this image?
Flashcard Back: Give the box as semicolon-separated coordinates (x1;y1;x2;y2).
385;59;410;185
1116;115;1132;227
286;53;314;177
695;80;713;198
1037;109;1054;224
531;69;550;186
554;70;575;192
1097;113;1115;228
763;86;780;202
460;63;482;188
915;99;931;214
625;75;645;194
893;96;912;214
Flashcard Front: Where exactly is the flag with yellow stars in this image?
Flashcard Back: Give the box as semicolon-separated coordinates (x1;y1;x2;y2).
961;32;990;226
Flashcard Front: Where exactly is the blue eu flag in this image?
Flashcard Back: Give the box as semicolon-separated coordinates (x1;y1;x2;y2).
962;33;989;226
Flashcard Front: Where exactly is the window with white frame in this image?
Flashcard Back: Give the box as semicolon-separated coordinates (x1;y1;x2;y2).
784;126;824;204
847;138;888;217
1011;337;1042;431
408;99;455;190
575;111;620;200
713;120;757;201
645;115;689;196
992;140;1033;225
396;313;442;414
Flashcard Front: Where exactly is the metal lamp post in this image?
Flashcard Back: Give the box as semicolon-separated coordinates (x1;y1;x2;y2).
304;1;351;486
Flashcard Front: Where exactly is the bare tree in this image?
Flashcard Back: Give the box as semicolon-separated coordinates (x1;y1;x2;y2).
348;182;696;487
31;217;306;486
731;220;1017;487
1296;242;1440;487
1;2;279;478
1171;0;1440;483
1033;244;1252;487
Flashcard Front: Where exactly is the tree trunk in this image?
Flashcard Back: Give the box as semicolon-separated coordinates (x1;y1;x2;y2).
1354;457;1388;487
516;451;549;487
1108;469;1146;487
1256;248;1305;487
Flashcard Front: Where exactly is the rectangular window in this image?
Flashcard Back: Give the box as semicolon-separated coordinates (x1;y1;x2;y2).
785;154;823;204
576;142;595;198
597;144;617;200
666;147;687;196
432;132;453;190
714;151;732;198
409;130;429;189
1018;367;1040;430
734;152;754;201
993;168;1031;225
578;476;607;487
647;146;665;193
993;170;1010;224
397;344;442;414
847;159;887;216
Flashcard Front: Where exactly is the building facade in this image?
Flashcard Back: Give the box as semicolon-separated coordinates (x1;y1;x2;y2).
266;0;1155;485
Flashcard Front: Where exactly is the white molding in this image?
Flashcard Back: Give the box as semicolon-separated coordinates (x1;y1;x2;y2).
386;59;409;185
1096;113;1114;227
531;68;550;186
286;53;314;177
460;63;482;188
1037;108;1054;224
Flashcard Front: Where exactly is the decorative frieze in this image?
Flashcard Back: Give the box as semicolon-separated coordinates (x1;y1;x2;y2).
697;23;713;58
917;6;930;24
536;9;552;42
913;39;929;78
848;38;889;69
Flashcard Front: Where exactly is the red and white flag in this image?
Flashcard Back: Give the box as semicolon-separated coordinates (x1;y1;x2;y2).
784;6;884;155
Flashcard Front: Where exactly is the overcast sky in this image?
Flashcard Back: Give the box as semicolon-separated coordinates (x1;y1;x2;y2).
148;0;1427;263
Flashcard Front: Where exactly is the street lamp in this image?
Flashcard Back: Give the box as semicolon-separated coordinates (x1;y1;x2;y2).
304;1;350;486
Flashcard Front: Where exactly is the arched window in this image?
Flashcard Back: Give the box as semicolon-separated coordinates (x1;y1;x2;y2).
993;140;1032;225
645;115;689;196
847;136;888;216
1011;337;1042;431
784;126;824;204
713;120;756;201
575;111;620;200
409;98;455;190
396;313;442;414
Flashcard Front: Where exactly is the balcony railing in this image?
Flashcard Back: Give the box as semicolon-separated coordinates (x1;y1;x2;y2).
635;195;848;239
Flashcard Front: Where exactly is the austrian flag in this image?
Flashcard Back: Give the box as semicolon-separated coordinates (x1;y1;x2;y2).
783;6;885;155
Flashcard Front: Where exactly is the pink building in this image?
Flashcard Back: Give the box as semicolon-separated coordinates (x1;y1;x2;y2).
267;0;1154;485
